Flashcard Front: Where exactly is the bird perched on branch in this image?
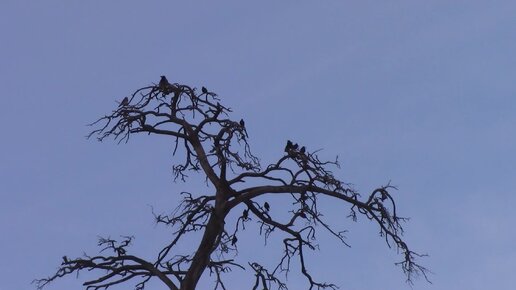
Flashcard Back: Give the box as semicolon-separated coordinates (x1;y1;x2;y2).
292;143;299;150
239;119;248;137
285;140;293;152
300;146;306;154
242;209;249;220
201;86;217;97
119;97;129;107
231;235;238;246
264;202;270;212
159;75;171;94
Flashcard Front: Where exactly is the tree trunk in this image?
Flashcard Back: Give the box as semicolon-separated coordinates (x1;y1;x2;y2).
180;211;224;290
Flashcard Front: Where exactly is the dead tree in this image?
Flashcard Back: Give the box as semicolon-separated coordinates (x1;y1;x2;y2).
35;77;428;290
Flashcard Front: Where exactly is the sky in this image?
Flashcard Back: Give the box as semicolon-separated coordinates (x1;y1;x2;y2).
1;1;516;289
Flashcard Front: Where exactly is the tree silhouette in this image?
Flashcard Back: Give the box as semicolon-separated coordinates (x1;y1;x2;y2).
35;77;428;290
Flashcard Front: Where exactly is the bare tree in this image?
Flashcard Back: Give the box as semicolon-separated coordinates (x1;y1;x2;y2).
35;77;428;290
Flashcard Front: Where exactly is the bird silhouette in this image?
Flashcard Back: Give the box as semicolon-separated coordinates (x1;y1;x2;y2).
300;146;306;154
119;97;129;107
202;86;208;94
292;143;299;150
264;202;270;211
231;235;238;246
159;76;171;94
285;140;293;152
243;209;249;220
239;119;248;137
299;211;307;219
62;256;69;264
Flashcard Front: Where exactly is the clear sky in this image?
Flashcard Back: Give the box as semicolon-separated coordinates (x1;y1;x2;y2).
1;1;515;289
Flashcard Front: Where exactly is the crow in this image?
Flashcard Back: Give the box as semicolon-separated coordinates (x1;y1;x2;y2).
231;235;238;246
300;146;306;154
119;97;129;107
285;140;293;152
239;119;248;137
202;86;208;94
264;202;270;211
243;209;249;220
159;76;171;94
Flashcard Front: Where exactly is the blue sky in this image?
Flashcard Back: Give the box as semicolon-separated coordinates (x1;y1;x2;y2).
1;1;516;289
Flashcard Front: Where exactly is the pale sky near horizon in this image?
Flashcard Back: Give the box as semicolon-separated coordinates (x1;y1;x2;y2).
1;1;516;290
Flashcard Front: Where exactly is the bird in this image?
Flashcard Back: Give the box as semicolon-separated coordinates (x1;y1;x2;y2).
264;202;270;211
285;140;293;152
62;256;69;264
242;209;249;220
239;119;249;137
300;146;306;154
292;143;299;150
159;76;170;93
299;211;307;219
159;75;169;86
202;86;208;94
119;97;129;107
231;235;238;246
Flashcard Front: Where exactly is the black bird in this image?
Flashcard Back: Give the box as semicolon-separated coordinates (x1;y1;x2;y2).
159;76;170;93
159;75;168;85
202;86;208;94
62;256;69;264
159;75;169;86
240;119;249;137
299;211;307;219
243;209;249;220
119;97;129;107
285;140;293;152
292;143;299;150
231;235;238;246
300;146;306;154
264;202;270;212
